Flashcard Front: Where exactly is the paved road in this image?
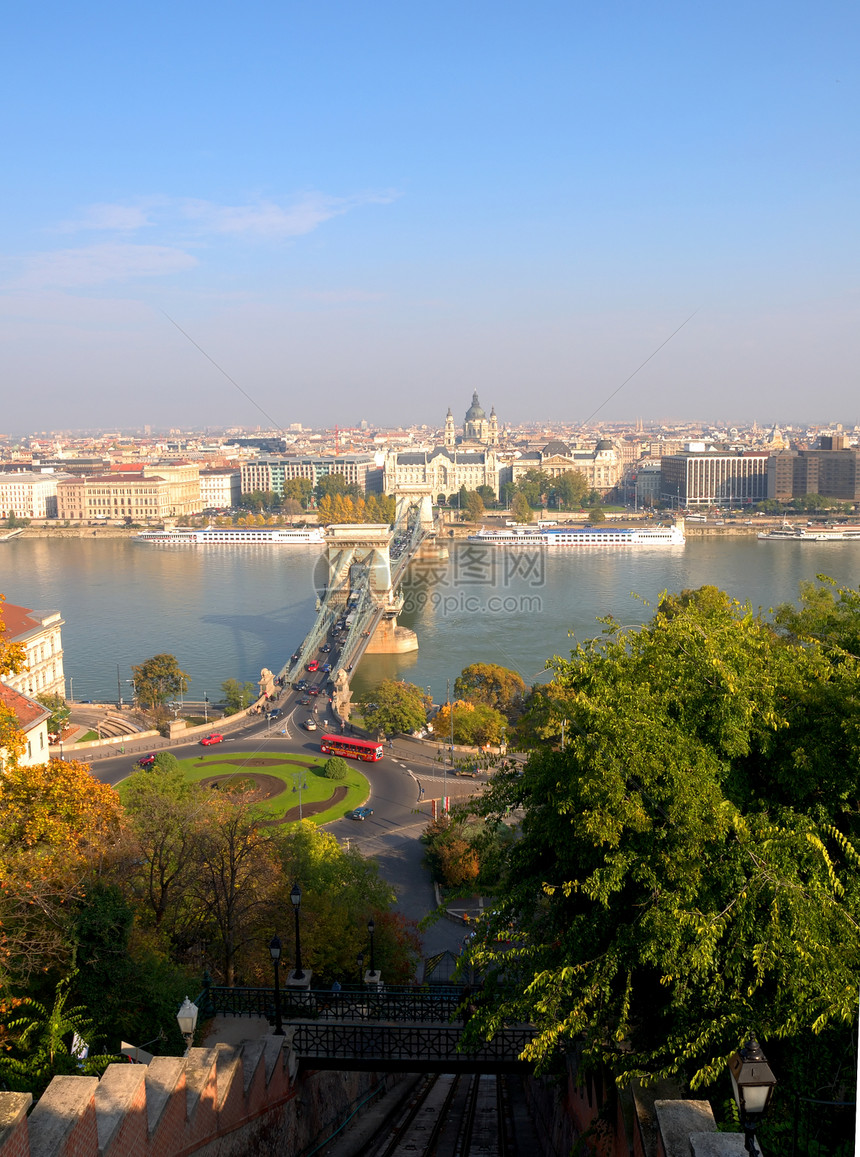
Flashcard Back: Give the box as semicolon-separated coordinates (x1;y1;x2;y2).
83;683;483;963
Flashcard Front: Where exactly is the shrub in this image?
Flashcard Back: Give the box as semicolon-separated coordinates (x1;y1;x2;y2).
324;756;348;781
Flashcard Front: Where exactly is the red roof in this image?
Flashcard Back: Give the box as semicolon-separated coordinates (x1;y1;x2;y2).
0;682;50;732
1;602;40;642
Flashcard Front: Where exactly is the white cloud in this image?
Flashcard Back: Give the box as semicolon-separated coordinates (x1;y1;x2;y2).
9;244;198;289
57;202;159;233
54;190;400;240
178;191;400;238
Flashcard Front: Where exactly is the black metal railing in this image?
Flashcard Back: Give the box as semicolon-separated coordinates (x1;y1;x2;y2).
791;1094;855;1157
290;1022;535;1073
201;978;467;1023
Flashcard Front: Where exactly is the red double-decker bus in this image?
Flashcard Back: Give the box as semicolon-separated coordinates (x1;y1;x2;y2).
320;734;384;762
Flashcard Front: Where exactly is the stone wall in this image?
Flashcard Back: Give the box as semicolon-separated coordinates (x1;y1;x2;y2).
0;1033;402;1157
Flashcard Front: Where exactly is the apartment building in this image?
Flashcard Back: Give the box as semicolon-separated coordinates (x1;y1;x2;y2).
660;451;769;507
0;471;64;519
0;684;51;768
241;455;383;497
56;461;202;522
200;468;241;510
1;603;65;699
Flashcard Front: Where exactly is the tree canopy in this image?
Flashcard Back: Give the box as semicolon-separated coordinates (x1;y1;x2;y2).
356;680;430;736
431;700;508;746
454;662;525;717
467;583;860;1091
131;653;190;710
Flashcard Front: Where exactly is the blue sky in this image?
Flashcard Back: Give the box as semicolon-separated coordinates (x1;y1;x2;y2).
2;1;858;432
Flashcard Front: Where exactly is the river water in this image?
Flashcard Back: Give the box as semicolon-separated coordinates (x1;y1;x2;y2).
1;535;858;702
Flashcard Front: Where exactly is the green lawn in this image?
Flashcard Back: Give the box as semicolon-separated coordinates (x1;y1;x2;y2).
120;750;371;826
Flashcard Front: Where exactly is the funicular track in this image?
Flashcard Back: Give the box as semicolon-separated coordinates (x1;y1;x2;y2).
361;1071;530;1157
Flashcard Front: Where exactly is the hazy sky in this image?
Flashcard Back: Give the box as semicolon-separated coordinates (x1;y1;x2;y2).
2;1;858;433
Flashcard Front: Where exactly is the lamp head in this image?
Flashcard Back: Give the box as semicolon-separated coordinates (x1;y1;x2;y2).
367;917;375;935
729;1036;777;1119
290;883;302;910
269;934;282;961
176;996;199;1039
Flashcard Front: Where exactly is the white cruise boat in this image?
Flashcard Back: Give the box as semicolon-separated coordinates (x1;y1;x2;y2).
135;525;326;546
467;520;686;547
758;525;860;542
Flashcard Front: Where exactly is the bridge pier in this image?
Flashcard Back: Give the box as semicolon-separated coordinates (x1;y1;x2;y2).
364;616;418;654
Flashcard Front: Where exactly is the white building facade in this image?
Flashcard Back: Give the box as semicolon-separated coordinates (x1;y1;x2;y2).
0;472;62;519
1;603;66;699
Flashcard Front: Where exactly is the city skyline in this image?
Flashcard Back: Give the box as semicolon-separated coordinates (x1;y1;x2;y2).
2;1;858;431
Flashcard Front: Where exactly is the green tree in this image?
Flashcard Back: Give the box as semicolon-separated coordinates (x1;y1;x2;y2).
454;663;526;717
464;490;485;521
123;765;206;935
467;586;860;1090
587;505;606;523
132;654;190;711
357;680;430;736
324;756;348;781
475;485;496;508
510;492;532;523
430;700;508;746
774;576;860;658
549;470;589;509
283;477;314;507
221;677;256;714
516;468;551;508
36;692;70;737
315;473;355;502
0;974;116;1097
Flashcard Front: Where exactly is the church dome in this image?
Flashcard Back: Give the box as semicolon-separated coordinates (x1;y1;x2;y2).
595;438;614;452
465;391;486;422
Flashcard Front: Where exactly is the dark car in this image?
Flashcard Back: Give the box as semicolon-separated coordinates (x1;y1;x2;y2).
299;696;311;706
320;643;331;653
347;806;373;821
269;708;282;719
137;753;157;768
308;686;320;696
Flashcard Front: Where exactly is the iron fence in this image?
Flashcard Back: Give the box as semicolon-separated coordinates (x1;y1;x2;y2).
290;1022;535;1073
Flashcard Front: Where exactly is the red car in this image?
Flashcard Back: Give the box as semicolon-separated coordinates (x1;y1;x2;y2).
137;753;157;768
307;660;319;672
200;733;224;746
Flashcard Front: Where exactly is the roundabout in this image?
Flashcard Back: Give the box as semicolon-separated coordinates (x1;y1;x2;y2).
199;771;351;823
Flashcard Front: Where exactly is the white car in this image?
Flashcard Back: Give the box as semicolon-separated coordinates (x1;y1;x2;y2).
304;719;317;731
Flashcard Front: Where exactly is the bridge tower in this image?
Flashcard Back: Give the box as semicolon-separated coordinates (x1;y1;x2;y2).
323;524;417;658
324;524;393;607
393;486;436;531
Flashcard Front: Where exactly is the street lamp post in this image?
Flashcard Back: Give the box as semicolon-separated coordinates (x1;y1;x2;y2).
269;935;284;1035
356;951;364;984
367;917;376;975
203;693;209;724
729;1036;777;1157
290;883;305;980
176;996;199;1056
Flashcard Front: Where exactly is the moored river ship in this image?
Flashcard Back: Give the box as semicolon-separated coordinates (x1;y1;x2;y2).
467;520;686;547
757;525;860;542
136;525;326;546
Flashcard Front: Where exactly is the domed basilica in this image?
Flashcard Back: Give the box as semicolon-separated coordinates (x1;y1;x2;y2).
443;391;499;448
